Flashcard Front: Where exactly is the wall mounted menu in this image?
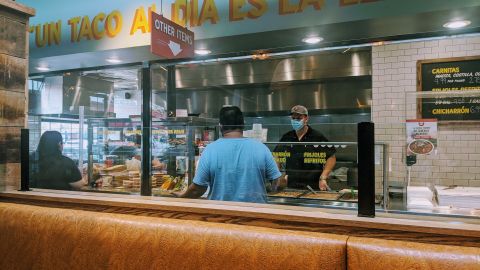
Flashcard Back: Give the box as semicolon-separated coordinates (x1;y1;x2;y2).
417;56;480;121
406;119;437;157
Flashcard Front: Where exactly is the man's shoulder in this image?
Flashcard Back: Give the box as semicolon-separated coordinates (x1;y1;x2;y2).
280;130;296;141
59;155;76;166
238;138;269;150
207;138;264;148
307;127;327;140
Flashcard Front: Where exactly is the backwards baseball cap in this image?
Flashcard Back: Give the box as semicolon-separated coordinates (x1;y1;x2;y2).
290;105;308;116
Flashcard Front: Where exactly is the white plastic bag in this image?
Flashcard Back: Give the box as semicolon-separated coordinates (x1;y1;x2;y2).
125;158;141;171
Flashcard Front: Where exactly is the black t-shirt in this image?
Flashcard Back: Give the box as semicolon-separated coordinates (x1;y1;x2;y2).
30;154;82;190
274;126;336;189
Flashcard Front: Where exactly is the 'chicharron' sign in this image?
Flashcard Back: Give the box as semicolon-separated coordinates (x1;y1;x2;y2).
417;56;480;121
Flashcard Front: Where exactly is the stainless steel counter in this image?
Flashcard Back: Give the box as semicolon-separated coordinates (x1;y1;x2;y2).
268;195;480;219
268;196;362;210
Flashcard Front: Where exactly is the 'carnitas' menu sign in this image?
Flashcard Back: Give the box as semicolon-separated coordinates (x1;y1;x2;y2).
417;56;480;121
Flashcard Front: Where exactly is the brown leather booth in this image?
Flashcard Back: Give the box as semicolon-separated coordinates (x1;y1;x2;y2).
1;201;479;270
0;202;347;270
347;236;480;270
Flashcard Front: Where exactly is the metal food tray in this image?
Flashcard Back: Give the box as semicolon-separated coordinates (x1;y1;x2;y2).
338;192;357;202
268;190;341;201
337;193;383;204
301;192;342;200
268;191;305;198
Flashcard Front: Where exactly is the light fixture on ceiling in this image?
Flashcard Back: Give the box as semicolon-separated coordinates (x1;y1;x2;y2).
36;66;50;71
195;49;211;55
106;58;122;64
443;20;471;29
252;52;269;60
302;36;323;44
372;41;385;46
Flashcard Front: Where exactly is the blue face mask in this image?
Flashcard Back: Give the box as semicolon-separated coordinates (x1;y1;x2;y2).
291;119;304;131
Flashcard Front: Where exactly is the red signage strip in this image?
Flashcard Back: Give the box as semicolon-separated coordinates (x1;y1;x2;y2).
150;12;194;59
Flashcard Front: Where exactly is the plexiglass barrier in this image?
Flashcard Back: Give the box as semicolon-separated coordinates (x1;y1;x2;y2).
26;121;388;211
375;90;480;217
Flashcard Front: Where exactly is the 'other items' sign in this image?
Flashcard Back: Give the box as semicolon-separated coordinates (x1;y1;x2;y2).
151;12;194;59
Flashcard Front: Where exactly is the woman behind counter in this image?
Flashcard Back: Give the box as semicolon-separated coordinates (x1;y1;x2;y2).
30;131;86;190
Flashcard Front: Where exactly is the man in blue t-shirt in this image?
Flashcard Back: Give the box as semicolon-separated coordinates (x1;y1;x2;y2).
175;106;281;203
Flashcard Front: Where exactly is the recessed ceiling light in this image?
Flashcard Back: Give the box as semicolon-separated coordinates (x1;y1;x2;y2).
372;41;385;46
195;49;211;55
106;58;122;64
302;36;323;44
36;66;50;71
443;20;471;29
252;52;269;60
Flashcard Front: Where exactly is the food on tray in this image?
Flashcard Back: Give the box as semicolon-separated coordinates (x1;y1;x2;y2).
302;192;340;200
408;139;434;155
269;190;341;200
269;191;303;197
123;180;134;188
151;176;158;188
159;176;186;191
97;176;113;187
110;171;128;178
160;178;176;190
152;159;166;170
168;138;186;145
174;177;186;190
102;165;126;172
338;192;358;202
128;171;140;177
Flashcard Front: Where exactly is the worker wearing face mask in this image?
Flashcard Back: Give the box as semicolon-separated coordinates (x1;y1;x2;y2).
274;105;336;191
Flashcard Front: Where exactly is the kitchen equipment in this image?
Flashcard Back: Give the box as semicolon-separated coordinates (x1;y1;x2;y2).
295;190;312;198
306;185;317;194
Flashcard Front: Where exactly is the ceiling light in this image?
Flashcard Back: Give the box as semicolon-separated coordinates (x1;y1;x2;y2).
106;58;122;64
372;41;385;46
302;36;323;44
252;53;269;60
195;49;211;55
36;66;50;71
443;20;471;29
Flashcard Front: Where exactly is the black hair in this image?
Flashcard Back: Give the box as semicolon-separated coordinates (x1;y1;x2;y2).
219;106;244;132
37;131;63;159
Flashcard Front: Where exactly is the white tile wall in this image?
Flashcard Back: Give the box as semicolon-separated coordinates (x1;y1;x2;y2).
372;36;480;188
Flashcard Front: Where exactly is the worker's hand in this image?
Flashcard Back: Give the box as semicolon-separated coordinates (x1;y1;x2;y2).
279;175;288;188
80;175;89;186
319;179;330;191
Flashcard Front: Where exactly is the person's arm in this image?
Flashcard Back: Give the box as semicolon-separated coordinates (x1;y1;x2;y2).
270;176;287;192
272;137;289;190
69;166;87;190
319;155;336;191
273;162;288;191
69;176;88;190
174;183;208;199
265;146;284;192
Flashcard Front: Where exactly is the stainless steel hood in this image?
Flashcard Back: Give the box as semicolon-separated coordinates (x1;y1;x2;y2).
173;49;371;88
152;49;372;117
